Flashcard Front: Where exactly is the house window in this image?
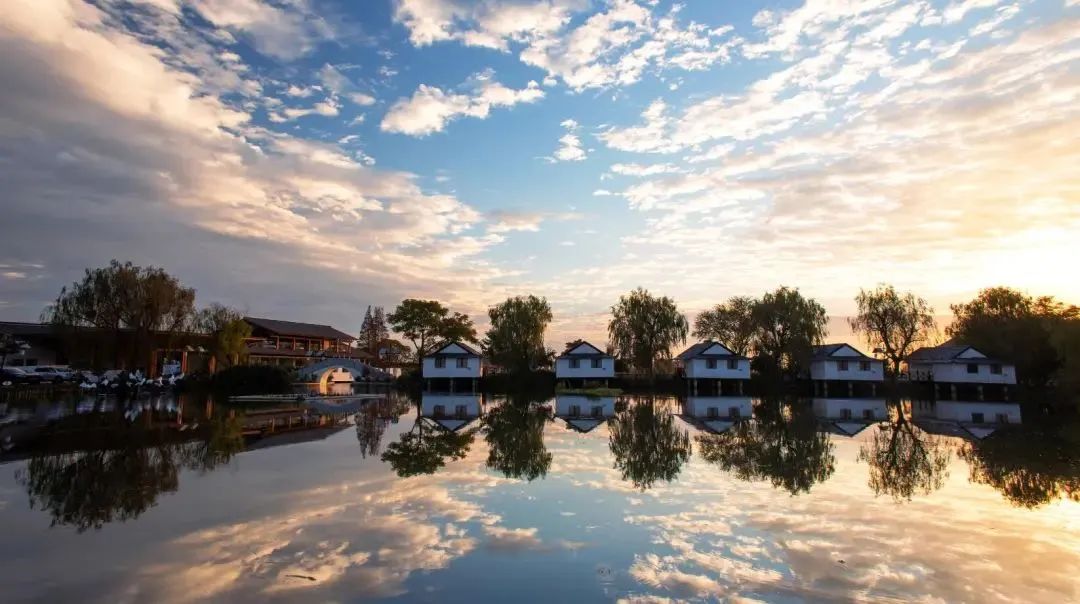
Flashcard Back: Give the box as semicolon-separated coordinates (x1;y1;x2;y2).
728;407;741;419
967;363;979;374
860;361;871;371
863;409;875;420
569;405;581;416
971;412;985;423
570;358;580;369
435;357;446;368
433;405;446;418
841;408;853;420
995;413;1009;424
456;358;468;368
727;359;738;370
591;406;604;418
706;359;718;369
838;361;849;371
455;405;468;418
592;358;602;369
990;364;1002;375
707;407;719;418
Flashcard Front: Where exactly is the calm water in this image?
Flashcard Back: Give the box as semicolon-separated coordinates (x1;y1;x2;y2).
1;391;1077;603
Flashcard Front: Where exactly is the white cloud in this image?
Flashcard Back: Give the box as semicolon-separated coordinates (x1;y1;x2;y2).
548;118;587;162
191;0;336;60
381;73;544;136
319;63;377;106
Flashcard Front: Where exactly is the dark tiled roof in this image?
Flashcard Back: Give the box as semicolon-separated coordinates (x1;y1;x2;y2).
556;340;611;359
429;341;481;356
907;344;976;362
244;317;355;341
811;343;873;361
0;321;57;337
676;341;746;360
247;345;372;359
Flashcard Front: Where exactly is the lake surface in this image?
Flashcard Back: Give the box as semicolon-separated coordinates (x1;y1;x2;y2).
1;391;1077;603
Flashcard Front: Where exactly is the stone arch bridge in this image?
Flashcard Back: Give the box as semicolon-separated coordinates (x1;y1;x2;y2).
298;358;394;388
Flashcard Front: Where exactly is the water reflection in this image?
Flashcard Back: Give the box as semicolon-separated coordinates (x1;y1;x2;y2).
481;398;553;481
857;401;952;502
553;394;616;433
608;398;692;490
15;416;241;532
354;396;409;458
697;399;836;495
959;425;1080;508
379;395;478;477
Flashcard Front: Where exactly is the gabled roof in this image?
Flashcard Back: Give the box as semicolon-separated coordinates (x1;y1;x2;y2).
556;340;612;359
676;341;747;361
244;317;355;341
811;343;874;361
907;343;997;364
428;341;481;356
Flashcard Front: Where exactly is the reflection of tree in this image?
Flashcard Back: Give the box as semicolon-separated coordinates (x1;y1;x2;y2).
380;405;474;477
356;398;409;459
609;400;691;490
482;401;552;481
959;426;1080;508
180;416;244;473
18;443;181;532
858;403;950;501
697;402;835;495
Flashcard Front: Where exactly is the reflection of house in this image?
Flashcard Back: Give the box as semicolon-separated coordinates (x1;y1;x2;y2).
906;342;1016;401
555;341;615;385
422;342;481;391
680;396;753;434
911;399;1021;440
811;398;888;437
675;342;750;395
554;395;616;433
244;317;365;369
421;394;484;432
807;344;885;397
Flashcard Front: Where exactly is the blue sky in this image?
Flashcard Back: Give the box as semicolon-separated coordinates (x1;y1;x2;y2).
1;0;1077;345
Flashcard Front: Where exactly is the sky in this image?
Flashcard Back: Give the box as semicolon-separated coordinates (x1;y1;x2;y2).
0;0;1077;347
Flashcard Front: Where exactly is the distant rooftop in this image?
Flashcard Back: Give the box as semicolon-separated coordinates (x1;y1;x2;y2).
811;343;873;361
244;317;355;341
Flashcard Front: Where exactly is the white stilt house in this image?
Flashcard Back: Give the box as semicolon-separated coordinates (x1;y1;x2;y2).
555;341;615;387
675;341;750;395
812;397;889;437
422;341;481;392
808;343;885;397
906;342;1016;401
680;396;753;434
421;393;485;432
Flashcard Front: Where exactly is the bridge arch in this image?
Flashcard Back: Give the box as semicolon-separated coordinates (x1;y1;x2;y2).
298;358;394;390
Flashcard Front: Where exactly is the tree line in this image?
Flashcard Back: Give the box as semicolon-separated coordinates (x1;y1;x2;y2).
33;260;1080;402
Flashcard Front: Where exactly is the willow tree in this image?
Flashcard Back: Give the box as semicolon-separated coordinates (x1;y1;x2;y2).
608;288;688;377
194;303;251;368
693;296;756;355
609;400;691;490
751;286;828;380
848;285;936;378
484;295;553;374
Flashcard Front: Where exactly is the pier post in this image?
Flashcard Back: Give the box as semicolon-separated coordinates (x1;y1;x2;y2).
717;379;722;396
450;378;455;393
738;381;744;395
472;378;478;393
871;383;877;397
977;385;984;401
950;384;958;401
823;381;829;397
847;381;854;397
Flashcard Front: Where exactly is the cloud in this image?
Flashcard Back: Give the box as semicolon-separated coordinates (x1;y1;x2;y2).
319;63;377;106
485;209;582;234
548;118;587;162
381;72;544;136
191;0;337;60
393;0;739;90
0;0;512;326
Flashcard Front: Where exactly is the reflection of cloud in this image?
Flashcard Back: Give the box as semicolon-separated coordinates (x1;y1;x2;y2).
483;525;588;554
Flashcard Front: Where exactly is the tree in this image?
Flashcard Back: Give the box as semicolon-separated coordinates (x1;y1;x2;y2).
358;305;390;357
697;401;836;495
750;287;828;380
947;287;1074;388
388;299;478;372
43;260;195;369
857;402;950;501
693;296;756;355
482;400;552;481
608;288;689;377
849;285;936;377
194;303;251;368
608;399;692;490
484;295;553;374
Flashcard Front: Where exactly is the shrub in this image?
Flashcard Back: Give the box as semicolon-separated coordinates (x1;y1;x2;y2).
210;365;293;397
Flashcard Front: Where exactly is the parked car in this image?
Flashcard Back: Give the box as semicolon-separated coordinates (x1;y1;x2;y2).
30;366;75;383
1;367;44;385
